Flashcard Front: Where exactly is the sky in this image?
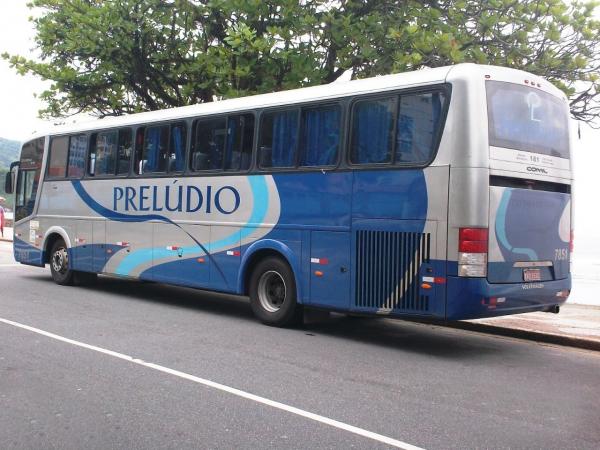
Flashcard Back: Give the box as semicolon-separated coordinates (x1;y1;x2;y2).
0;1;599;259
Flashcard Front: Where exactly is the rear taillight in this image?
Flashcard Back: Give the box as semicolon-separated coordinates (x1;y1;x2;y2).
458;227;488;277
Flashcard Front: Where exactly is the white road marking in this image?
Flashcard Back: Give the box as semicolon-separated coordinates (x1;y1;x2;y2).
0;316;424;450
0;263;22;267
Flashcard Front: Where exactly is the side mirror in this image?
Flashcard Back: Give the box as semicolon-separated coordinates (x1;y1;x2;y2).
4;161;19;194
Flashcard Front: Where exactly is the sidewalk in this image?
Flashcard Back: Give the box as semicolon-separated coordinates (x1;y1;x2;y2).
449;303;600;351
0;226;13;242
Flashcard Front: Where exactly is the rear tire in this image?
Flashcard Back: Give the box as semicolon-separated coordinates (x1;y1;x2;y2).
249;257;303;327
49;239;75;285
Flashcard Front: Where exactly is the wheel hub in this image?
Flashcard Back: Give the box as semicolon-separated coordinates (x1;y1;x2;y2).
52;247;68;274
257;270;287;313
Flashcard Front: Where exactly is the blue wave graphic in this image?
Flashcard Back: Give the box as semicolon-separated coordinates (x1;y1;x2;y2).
72;177;270;277
495;189;538;260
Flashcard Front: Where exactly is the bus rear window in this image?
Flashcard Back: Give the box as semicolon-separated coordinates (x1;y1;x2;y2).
486;81;569;159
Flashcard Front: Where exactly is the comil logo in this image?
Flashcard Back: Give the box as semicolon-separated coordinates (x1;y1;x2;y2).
526;166;548;174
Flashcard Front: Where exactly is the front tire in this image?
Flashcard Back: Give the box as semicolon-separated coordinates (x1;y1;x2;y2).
49;239;75;285
249;257;303;327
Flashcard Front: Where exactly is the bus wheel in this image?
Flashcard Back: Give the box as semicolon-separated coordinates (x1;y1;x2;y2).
249;257;303;327
49;239;75;286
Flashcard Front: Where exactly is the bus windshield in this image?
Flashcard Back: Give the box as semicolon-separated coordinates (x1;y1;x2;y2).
486;81;569;159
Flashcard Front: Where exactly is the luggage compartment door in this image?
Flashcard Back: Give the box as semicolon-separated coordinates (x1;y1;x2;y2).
308;231;351;309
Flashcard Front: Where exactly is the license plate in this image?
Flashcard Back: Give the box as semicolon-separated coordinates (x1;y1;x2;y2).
523;268;542;282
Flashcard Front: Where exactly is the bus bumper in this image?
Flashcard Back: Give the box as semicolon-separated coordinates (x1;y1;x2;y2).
446;276;571;320
14;237;45;267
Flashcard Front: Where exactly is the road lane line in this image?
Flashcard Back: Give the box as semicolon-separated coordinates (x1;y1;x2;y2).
0;316;424;450
0;263;22;267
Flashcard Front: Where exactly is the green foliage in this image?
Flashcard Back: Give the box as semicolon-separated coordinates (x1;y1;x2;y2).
3;0;599;123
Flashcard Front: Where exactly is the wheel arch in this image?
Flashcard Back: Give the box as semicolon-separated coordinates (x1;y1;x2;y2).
238;239;303;303
42;227;72;264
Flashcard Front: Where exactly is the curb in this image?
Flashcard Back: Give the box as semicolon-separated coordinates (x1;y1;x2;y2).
439;320;600;352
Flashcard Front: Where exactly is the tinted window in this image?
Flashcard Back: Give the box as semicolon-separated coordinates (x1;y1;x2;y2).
350;98;395;164
169;123;187;172
224;114;254;171
47;136;69;178
138;125;169;174
89;131;117;176
299;106;340;166
192;118;226;171
67;134;87;178
487;81;569;158
395;92;445;164
116;129;132;175
259;110;299;168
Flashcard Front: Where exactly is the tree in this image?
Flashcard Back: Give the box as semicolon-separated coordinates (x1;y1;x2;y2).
3;0;600;124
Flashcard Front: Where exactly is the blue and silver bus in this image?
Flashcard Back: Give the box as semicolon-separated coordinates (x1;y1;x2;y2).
5;63;572;326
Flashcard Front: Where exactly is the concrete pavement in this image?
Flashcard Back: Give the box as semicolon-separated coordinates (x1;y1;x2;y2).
0;237;598;351
1;258;599;449
453;304;600;351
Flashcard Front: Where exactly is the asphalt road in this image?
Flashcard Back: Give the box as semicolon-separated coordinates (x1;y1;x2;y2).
1;240;599;449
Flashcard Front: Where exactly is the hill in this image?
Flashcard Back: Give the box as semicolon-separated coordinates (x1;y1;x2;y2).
0;137;20;208
0;137;21;169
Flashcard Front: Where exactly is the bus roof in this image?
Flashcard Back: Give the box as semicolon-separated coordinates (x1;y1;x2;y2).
27;65;453;140
26;63;565;140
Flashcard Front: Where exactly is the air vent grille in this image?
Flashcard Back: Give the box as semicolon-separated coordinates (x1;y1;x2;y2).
355;230;431;311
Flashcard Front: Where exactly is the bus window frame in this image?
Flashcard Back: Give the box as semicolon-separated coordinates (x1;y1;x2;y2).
133;120;190;178
223;113;256;173
347;84;451;170
66;133;88;180
114;128;134;177
137;124;170;176
46;135;71;180
255;101;343;173
257;106;302;170
83;127;135;179
297;103;343;169
190;111;256;175
45;83;451;182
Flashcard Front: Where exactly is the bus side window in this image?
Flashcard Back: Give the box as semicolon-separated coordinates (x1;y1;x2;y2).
259;109;299;168
89;131;118;176
299;105;340;167
350;98;395;165
67;134;87;178
47;136;69;178
116;129;133;175
140;125;169;174
192;118;226;171
224;114;254;171
395;92;445;164
169;122;186;173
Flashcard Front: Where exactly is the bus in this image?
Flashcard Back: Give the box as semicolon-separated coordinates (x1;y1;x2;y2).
5;63;572;327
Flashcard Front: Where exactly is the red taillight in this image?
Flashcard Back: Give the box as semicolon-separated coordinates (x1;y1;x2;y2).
570;230;574;253
460;240;487;253
459;228;488;253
